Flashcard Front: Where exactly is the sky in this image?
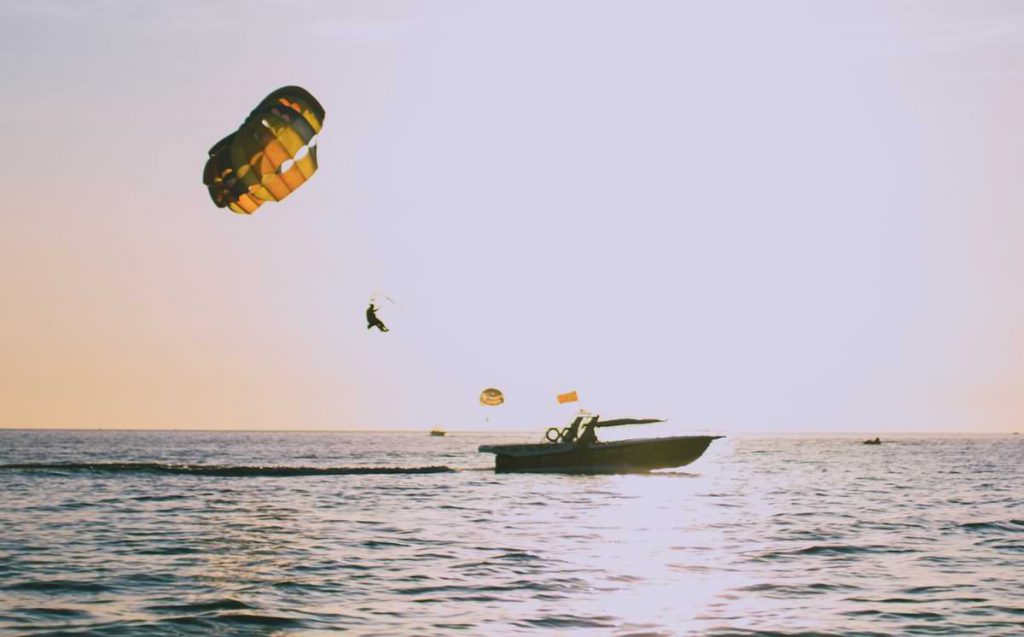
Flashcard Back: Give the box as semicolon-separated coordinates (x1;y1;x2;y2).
1;0;1022;432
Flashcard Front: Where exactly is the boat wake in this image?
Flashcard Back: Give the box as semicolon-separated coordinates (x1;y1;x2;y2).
0;462;456;477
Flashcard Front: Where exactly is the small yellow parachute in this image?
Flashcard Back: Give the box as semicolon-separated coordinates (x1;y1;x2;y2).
203;86;326;214
479;388;504;406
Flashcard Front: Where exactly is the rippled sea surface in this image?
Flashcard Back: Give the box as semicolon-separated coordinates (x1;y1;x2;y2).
1;430;1021;636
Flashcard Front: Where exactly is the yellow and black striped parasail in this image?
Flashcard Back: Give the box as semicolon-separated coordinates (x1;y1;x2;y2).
203;86;326;214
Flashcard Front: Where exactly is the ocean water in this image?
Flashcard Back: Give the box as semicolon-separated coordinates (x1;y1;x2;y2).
0;430;1021;636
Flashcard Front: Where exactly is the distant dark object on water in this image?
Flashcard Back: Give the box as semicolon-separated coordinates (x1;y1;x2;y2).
429;428;446;437
863;437;882;445
479;413;721;473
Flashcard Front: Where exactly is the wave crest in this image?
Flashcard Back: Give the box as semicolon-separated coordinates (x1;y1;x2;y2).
0;462;455;476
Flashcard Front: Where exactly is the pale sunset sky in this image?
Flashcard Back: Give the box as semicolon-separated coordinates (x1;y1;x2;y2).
1;1;1022;432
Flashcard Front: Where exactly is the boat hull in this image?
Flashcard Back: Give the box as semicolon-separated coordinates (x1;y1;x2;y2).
479;435;721;473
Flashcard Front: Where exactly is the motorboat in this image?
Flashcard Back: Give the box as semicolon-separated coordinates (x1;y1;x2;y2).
429;428;447;437
478;414;721;473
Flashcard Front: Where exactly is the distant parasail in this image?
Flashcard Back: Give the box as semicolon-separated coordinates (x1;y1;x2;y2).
479;388;504;406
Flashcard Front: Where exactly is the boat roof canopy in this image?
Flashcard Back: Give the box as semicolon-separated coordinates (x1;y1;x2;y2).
593;417;665;428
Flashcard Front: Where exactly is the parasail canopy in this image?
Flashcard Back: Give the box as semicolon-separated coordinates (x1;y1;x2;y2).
479;388;504;406
203;86;326;214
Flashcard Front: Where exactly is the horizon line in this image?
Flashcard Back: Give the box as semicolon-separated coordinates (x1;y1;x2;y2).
0;427;1019;436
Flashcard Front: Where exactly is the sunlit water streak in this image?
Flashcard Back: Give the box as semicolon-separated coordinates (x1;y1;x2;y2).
0;430;1021;636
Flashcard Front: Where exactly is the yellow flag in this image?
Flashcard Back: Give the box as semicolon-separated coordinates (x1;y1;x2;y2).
557;391;579;404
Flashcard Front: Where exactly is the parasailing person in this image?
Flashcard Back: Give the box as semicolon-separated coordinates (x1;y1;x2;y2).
366;302;389;332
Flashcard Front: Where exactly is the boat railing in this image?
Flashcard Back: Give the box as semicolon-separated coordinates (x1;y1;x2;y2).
593;417;665;428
